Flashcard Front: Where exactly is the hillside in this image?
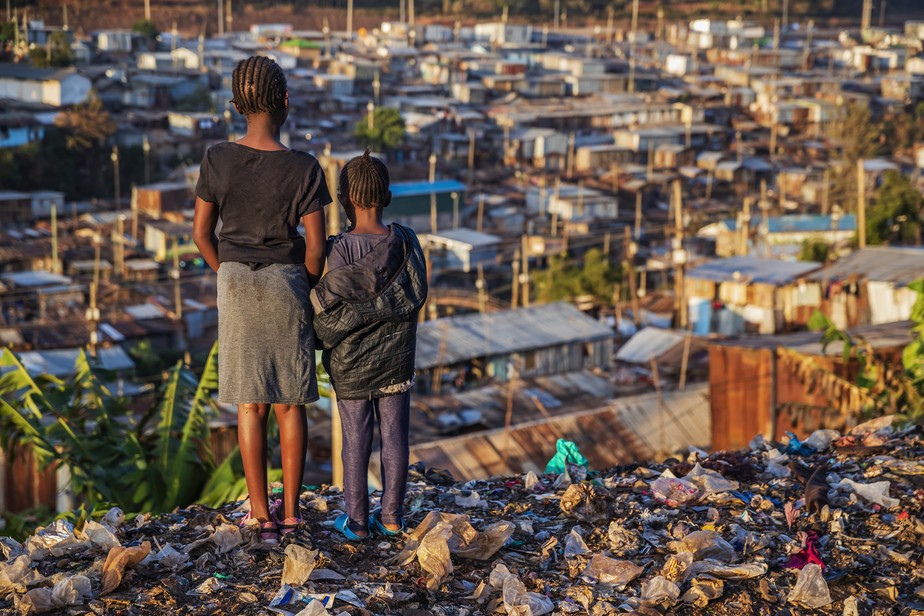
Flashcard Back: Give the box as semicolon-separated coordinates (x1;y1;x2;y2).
1;418;922;615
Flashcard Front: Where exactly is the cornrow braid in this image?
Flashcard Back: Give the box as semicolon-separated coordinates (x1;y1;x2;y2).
231;56;287;115
340;148;390;209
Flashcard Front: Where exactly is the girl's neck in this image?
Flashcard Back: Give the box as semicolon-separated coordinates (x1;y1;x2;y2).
237;115;286;151
350;209;388;235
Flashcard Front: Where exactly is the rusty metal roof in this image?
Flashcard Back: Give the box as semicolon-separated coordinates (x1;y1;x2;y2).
401;384;710;482
807;246;924;287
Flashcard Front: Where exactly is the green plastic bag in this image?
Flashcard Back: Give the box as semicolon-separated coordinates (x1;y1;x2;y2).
545;439;589;475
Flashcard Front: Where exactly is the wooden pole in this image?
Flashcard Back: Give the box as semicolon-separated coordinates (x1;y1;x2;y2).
331;391;343;489
650;355;665;459
476;263;487;314
467;128;475;186
88;235;101;357
628;0;639;93
172;237;183;321
521;234;530;308
511;249;520;310
50;204;58;275
566;132;576;178
857;159;867;248
430;193;438;233
634;192;642;239
476;194;485;233
625;226;641;326
673;179;686;330
679;334;692;390
501;363;517;466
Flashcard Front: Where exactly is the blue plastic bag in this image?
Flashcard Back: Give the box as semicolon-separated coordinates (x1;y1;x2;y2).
545;438;589;474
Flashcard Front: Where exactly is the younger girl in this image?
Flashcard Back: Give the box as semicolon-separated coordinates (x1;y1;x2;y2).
193;56;330;542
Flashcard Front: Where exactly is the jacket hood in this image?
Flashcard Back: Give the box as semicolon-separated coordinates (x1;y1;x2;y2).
311;224;427;317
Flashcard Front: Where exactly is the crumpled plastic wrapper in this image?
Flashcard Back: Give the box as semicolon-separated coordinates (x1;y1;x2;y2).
788;563;832;609
651;472;698;506
100;541;151;596
670;530;737;563
212;523;243;554
281;545;319;587
640;575;681;607
489;563;554;616
582;554;643;588
392;511;514;567
0;555;44;597
16;574;91;614
831;478;900;508
82;520;120;550
559;483;610;522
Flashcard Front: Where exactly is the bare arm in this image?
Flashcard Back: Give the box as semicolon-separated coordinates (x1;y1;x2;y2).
193;197;221;273
303;208;326;286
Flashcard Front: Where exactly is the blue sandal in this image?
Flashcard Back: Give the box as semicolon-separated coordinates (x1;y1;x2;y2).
334;514;369;541
370;509;404;537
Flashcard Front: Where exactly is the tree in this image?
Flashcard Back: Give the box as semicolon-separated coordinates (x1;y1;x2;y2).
0;344;219;515
866;171;923;245
28;31;73;68
354;107;405;151
532;248;621;306
829;104;882;211
131;19;159;40
799;238;830;263
54;95;116;150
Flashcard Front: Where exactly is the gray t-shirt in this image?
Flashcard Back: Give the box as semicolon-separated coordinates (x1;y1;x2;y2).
327;227;395;270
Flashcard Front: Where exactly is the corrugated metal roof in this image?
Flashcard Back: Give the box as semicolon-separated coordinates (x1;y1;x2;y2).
416;302;614;369
723;214;857;233
403;384;710;481
391;179;467;197
686;256;821;285
616;327;686;364
17;347;135;377
710;320;912;353
421;228;501;248
0;271;72;288
806;246;924;286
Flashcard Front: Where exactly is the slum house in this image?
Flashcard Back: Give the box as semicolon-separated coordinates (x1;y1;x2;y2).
685;255;823;336
132;182;194;221
697;214;858;258
0;64;92;107
388;180;467;233
0;111;44;149
415;302;614;392
0;271;84;325
143;221;196;262
803;246;924;328
420;229;502;273
709;320;911;451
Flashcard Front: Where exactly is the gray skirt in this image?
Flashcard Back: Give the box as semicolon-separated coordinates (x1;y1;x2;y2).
217;262;318;405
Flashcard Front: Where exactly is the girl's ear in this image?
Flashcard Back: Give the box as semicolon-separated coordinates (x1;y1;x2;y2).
232;100;242;115
285;91;289;109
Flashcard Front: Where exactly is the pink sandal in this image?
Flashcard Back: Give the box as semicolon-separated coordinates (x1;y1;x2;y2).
276;516;303;537
241;499;282;544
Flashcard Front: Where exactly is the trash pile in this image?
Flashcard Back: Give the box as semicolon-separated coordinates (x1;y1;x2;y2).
2;416;924;615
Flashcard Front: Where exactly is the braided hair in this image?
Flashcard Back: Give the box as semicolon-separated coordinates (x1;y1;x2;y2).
231;56;287;116
340;148;391;209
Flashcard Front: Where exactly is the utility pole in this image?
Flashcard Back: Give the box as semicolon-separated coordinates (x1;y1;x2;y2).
566;132;575;178
144;0;151;21
115;215;127;278
452;191;460;230
87;235;102;357
672;180;687;329
782;0;789;29
606;6;614;45
628;0;639;94
624;226;640;326
347;0;353;40
467;128;476;186
511;249;520;309
172;237;183;321
217;0;224;37
553;0;560;30
227;0;233;33
399;0;405;24
47;204;58;276
634;192;642;240
142;135;151;185
861;0;872;33
822;168;830;215
857;159;867;248
367;100;375;131
476;263;487;314
477;194;485;233
521;234;530;308
802;20;814;71
111;146;121;209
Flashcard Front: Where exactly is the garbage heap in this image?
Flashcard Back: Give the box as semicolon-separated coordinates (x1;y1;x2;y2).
2;416;923;616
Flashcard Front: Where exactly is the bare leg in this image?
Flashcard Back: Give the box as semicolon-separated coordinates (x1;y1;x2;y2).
238;403;271;521
274;404;308;520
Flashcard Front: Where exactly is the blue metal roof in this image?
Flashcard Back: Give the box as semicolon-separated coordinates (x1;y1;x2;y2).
724;214;857;234
687;256;822;285
391;179;467;198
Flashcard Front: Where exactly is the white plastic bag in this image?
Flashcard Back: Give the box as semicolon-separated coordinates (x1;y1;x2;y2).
583;554;643;589
788;563;832;608
831;478;899;508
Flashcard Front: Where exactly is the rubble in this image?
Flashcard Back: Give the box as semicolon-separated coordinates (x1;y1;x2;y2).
2;424;924;615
